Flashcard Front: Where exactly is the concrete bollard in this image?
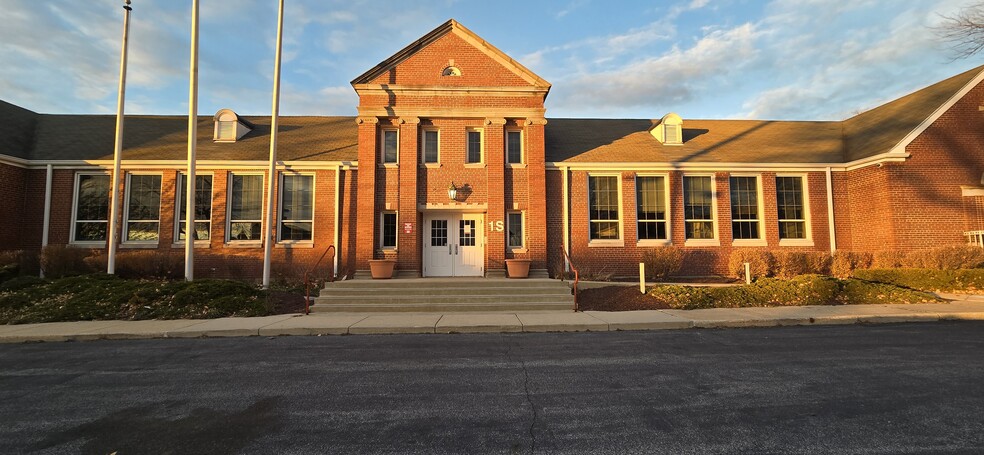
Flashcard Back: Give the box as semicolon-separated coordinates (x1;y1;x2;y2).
639;262;645;294
744;262;751;285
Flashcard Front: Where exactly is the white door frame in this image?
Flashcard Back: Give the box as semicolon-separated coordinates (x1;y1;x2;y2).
423;212;485;277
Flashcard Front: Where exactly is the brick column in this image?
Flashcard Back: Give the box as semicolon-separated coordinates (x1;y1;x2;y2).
526;118;548;274
485;117;506;277
398;117;420;277
354;116;379;276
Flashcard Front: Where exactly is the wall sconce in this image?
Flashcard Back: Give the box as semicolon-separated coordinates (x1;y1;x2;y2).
448;182;458;201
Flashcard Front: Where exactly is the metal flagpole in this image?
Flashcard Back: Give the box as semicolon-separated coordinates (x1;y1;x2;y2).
262;0;285;288
107;0;133;274
185;0;200;281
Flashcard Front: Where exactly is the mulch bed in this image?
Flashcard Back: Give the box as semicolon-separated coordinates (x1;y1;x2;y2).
268;290;308;314
577;285;668;311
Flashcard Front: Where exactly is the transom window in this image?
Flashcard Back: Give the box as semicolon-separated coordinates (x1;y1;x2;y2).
175;173;213;242
279;174;314;241
72;173;110;243
124;174;162;242
467;129;483;164
777;176;807;239
229;174;264;241
730;176;760;240
381;212;397;248
381;129;399;164
422;129;439;164
683;175;715;240
506;130;523;164
507;212;524;248
636;176;667;241
589;175;620;241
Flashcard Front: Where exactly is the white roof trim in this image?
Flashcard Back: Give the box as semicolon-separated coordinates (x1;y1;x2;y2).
0;157;357;171
545;150;910;172
888;67;984;155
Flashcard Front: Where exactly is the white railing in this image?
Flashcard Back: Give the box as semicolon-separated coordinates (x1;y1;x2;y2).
966;230;984;248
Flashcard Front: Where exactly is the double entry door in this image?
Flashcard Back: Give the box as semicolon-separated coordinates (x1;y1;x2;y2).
423;213;484;277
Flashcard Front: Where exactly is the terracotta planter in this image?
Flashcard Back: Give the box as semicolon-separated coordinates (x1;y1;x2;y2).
505;259;531;279
368;259;396;279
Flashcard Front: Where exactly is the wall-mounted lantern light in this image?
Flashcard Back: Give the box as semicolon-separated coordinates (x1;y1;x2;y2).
448;182;458;201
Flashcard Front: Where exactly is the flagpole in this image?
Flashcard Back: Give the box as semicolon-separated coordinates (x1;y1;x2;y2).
107;0;132;275
262;0;285;288
185;0;200;281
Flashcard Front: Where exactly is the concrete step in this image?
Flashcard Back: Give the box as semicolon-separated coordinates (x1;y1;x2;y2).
319;286;569;297
316;294;573;305
326;278;567;289
310;301;574;313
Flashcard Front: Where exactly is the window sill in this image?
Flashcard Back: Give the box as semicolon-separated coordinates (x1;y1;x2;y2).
171;241;211;249
378;163;399;169
420;163;441;169
506;163;527;169
68;242;105;248
225;242;262;248
120;243;159;249
684;239;720;247
508;247;528;253
464;163;485;169
637;239;671;247
276;242;314;249
779;238;814;247
588;240;624;248
732;239;767;247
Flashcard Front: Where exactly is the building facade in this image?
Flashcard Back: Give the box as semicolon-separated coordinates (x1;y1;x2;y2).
2;20;984;280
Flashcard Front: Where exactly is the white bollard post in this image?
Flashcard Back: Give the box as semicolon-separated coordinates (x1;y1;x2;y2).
639;262;646;294
744;262;752;285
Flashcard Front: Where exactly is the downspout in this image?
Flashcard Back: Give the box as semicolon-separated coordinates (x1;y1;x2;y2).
562;166;570;273
333;164;341;278
826;166;837;253
40;164;53;278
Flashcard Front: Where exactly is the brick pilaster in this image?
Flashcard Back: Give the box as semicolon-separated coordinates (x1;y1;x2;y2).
526;118;548;272
355;116;379;273
398;117;420;276
485;117;506;276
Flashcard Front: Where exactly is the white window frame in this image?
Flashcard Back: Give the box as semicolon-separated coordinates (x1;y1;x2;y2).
682;174;720;247
226;172;265;245
380;128;399;166
69;171;111;245
729;174;767;247
587;173;624;247
380;211;398;250
635;174;671;246
505;129;524;166
420;128;440;167
122;172;163;245
465;128;485;166
776;173;814;247
278;172;315;244
174;172;213;247
507;210;526;251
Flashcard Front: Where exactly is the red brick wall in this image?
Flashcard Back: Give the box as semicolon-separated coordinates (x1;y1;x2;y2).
0;163;27;250
368;32;530;87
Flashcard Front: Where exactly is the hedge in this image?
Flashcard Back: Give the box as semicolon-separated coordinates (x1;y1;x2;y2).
853;268;984;293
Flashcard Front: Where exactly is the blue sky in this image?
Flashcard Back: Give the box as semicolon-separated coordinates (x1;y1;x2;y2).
1;0;981;120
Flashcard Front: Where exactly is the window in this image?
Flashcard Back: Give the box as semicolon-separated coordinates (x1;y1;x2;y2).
422;129;439;164
507;212;524;248
777;176;807;240
71;173;110;243
229;174;264;241
123;174;162;242
506;130;523;164
216;121;236;141
683;175;715;240
175;174;213;241
467;129;483;164
589;175;620;241
636;176;668;241
279;174;314;242
730;176;760;240
381;212;397;248
381;129;398;164
664;124;682;144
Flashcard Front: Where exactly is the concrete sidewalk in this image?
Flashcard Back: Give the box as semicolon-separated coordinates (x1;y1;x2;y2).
2;298;984;343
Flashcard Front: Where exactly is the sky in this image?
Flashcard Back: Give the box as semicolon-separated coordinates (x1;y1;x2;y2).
1;0;982;121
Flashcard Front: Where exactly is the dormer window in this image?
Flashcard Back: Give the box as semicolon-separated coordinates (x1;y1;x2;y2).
650;113;683;146
213;109;252;142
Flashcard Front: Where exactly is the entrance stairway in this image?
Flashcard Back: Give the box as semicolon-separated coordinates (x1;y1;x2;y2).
311;278;574;313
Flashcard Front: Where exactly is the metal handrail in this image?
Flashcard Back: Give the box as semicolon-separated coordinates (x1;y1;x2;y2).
303;245;336;315
560;247;579;312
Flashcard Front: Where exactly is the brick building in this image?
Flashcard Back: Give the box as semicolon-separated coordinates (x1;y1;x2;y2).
2;20;983;279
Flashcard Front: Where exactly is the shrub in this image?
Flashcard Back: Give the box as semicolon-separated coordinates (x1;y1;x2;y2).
40;245;95;278
854;268;984;293
84;250;184;279
836;279;939;305
902;246;984;270
0;275;46;293
773;251;830;278
641;246;684;281
830;251;872;278
872;250;905;269
728;250;773;281
0;250;41;282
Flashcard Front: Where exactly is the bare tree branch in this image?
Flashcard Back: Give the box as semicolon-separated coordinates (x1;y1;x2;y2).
936;2;984;60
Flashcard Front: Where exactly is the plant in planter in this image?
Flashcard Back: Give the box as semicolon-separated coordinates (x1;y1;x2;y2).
368;258;397;279
504;259;531;279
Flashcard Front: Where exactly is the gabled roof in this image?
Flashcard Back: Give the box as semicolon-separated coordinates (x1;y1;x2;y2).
350;19;550;89
0;100;38;159
28;115;358;162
